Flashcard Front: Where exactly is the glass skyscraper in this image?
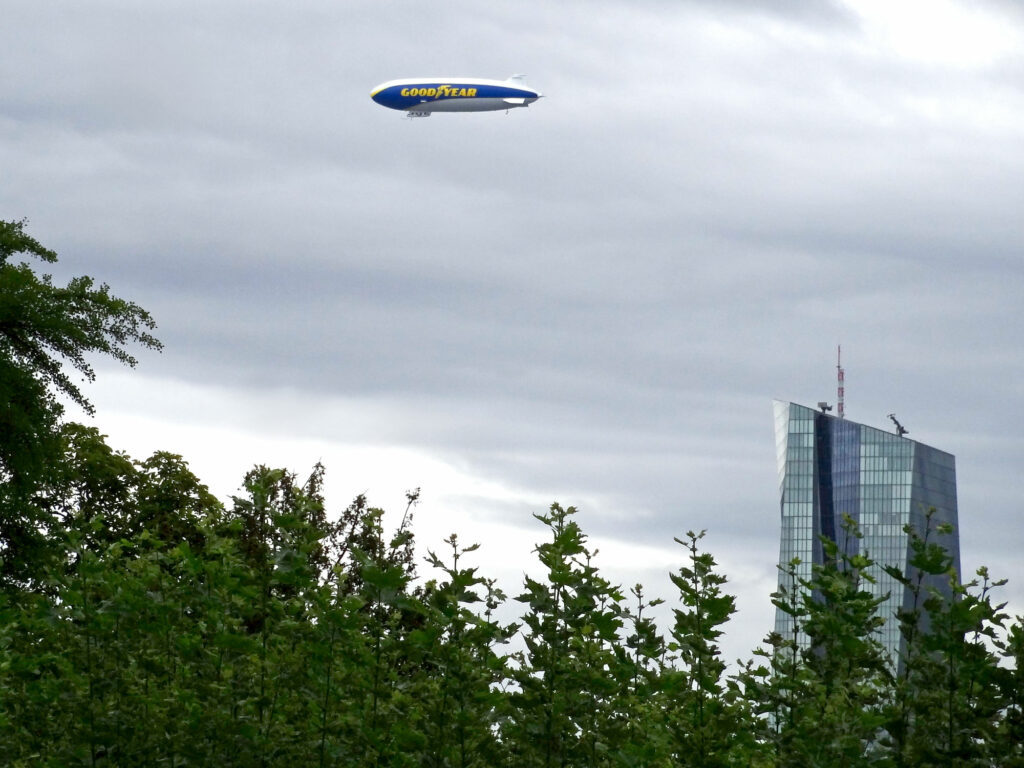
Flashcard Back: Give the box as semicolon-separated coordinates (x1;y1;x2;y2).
772;401;960;664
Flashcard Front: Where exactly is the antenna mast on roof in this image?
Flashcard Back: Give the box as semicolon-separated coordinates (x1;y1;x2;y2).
837;345;845;419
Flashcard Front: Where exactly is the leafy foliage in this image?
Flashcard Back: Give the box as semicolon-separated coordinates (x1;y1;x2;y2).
3;443;1022;765
1;219;162;589
661;530;744;767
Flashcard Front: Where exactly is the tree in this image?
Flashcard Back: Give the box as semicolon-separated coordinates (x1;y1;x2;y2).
503;504;632;767
994;616;1024;766
884;515;1009;766
661;530;744;767
411;535;514;767
743;518;891;767
0;219;161;587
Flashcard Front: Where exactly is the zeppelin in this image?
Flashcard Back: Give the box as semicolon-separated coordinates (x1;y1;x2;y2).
370;75;542;117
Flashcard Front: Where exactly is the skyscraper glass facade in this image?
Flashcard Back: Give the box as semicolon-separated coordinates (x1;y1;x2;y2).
773;401;961;664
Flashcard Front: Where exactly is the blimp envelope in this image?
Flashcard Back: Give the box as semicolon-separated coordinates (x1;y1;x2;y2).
370;75;542;116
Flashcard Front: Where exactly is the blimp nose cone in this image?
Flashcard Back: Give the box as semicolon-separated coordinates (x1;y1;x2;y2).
370;83;390;105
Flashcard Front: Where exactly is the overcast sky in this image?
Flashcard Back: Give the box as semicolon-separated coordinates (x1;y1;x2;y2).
4;0;1024;662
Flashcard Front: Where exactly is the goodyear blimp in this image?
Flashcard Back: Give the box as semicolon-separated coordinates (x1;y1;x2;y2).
370;75;542;117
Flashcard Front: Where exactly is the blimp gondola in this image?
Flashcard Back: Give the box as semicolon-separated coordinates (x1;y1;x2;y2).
370;75;542;117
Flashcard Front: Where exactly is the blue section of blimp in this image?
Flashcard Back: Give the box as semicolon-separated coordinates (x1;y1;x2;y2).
371;83;537;111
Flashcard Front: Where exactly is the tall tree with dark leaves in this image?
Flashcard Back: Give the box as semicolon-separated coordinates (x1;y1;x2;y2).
0;219;161;588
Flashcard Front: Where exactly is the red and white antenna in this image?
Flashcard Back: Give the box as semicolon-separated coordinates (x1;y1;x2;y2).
837;345;845;419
